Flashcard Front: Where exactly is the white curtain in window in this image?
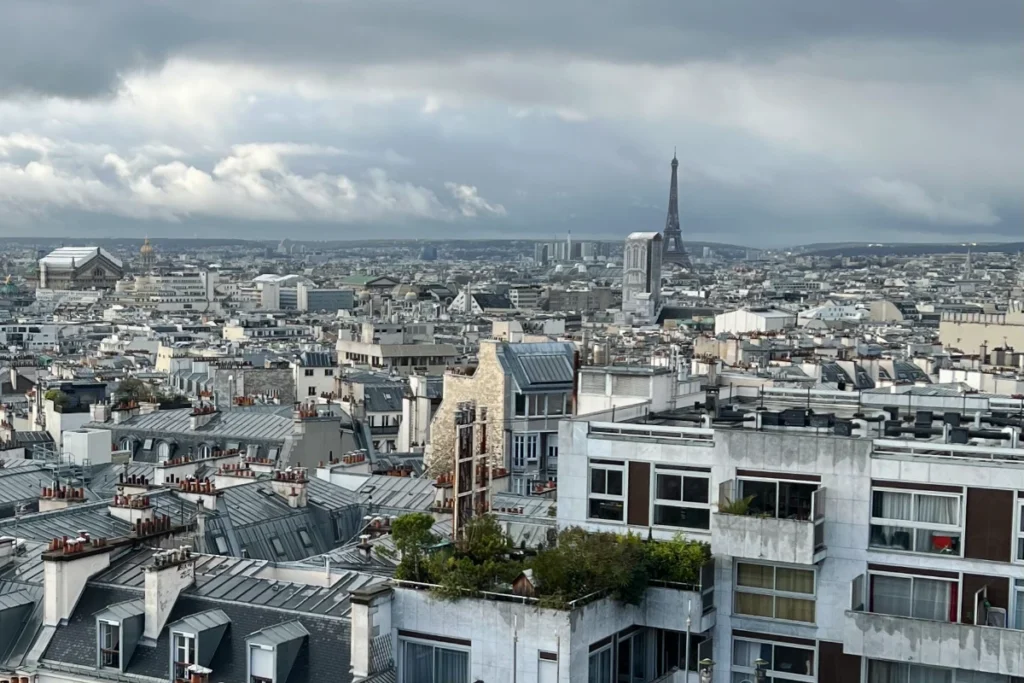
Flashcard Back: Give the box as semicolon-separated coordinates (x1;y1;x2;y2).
915;495;957;525
872;575;912;617
403;642;433;683
911;578;951;622
879;491;913;520
435;648;468;683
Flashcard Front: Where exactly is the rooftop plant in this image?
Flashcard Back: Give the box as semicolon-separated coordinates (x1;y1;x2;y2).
388;513;710;609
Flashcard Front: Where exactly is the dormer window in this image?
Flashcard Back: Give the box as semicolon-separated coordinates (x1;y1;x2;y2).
246;620;309;683
173;632;196;681
99;621;120;668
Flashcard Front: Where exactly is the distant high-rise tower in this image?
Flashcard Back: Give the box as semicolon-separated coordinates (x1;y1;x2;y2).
661;151;691;268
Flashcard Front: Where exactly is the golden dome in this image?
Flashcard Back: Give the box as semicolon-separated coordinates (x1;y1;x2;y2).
140;238;154;255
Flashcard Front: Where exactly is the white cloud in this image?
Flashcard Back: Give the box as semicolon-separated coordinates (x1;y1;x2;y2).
856;177;1000;227
445;182;507;217
0;137;504;225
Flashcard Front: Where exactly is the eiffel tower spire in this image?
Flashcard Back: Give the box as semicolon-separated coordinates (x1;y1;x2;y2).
661;150;690;267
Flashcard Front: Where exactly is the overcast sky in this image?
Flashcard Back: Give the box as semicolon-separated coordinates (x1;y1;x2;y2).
0;1;1020;246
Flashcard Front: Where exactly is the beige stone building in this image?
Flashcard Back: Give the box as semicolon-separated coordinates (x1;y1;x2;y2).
939;304;1024;353
428;340;577;496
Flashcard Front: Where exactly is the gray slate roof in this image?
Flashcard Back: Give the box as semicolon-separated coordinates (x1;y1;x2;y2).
88;405;297;441
497;341;576;392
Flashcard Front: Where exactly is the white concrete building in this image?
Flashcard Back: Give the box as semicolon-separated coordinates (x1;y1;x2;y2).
558;396;1024;682
714;307;797;335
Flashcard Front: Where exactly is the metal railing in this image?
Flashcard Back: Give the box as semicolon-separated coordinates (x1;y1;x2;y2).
588;421;714;445
872;438;1024;463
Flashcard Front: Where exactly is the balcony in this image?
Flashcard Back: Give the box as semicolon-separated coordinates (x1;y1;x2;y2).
843;573;1024;677
711;480;826;565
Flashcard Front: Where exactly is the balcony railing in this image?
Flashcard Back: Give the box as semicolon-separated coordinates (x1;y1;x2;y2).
587;422;715;445
844;573;1024;677
712;480;826;565
872;438;1024;464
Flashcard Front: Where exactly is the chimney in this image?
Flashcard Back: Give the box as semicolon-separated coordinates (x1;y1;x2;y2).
154;457;199;486
349;584;393;679
108;493;156;526
214;462;257;489
270;468;308;508
39;485;88;512
43;535;116;626
189;404;217;431
357;534;372;560
138;401;160;415
90;401;110;423
0;536;17;568
175;477;221;511
187;665;212;683
144;546;195;641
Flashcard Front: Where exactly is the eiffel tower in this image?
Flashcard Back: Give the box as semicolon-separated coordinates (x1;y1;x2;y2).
661;151;691;268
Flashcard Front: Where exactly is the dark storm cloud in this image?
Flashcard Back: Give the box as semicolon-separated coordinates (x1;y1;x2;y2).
1;0;1019;98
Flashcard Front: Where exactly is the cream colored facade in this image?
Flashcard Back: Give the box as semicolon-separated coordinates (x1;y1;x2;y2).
939;305;1024;353
427;341;507;474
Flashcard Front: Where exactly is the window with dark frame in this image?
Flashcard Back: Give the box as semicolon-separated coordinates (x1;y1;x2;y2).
99;621;120;668
173;632;196;682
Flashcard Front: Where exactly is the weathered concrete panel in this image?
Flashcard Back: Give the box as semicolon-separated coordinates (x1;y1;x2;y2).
844;610;1024;677
711;512;822;565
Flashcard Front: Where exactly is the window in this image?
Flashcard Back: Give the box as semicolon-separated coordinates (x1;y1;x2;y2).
198;444;212;458
738;478;818;520
525;434;539;463
588;459;625;522
400;639;469;683
120;437;133;451
157;441;172;461
308;386;317;396
546;442;558;463
269;537;286;557
869;572;957;622
653;467;710;530
143;438;154;451
1016;579;1024;630
870;488;963;555
528;394;545;417
588;644;612;683
616;629;646;683
546;393;567;416
298;528;314;548
734;563;815;623
213;535;229;554
324;369;334;376
733;638;815;683
304;369;314;376
173;633;196;681
867;660;953;683
1016;495;1024;563
512;435;526;468
515;394;527;417
99;621;120;668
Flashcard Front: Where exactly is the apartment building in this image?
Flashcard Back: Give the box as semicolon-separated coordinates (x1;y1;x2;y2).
430;340;577;495
336;322;458;376
558;390;1024;683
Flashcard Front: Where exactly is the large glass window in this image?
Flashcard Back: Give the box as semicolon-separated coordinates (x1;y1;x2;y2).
588;460;625;522
400;640;469;683
869;573;957;622
732;638;814;683
734;563;815;623
870;488;962;555
588;645;612;683
653;467;710;530
738;478;817;520
615;629;646;683
512;435;525;468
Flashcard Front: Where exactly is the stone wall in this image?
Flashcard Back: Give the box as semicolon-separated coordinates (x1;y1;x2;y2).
427;341;507;474
212;367;296;406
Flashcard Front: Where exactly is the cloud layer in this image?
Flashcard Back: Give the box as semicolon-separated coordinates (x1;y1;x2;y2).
0;0;1019;243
